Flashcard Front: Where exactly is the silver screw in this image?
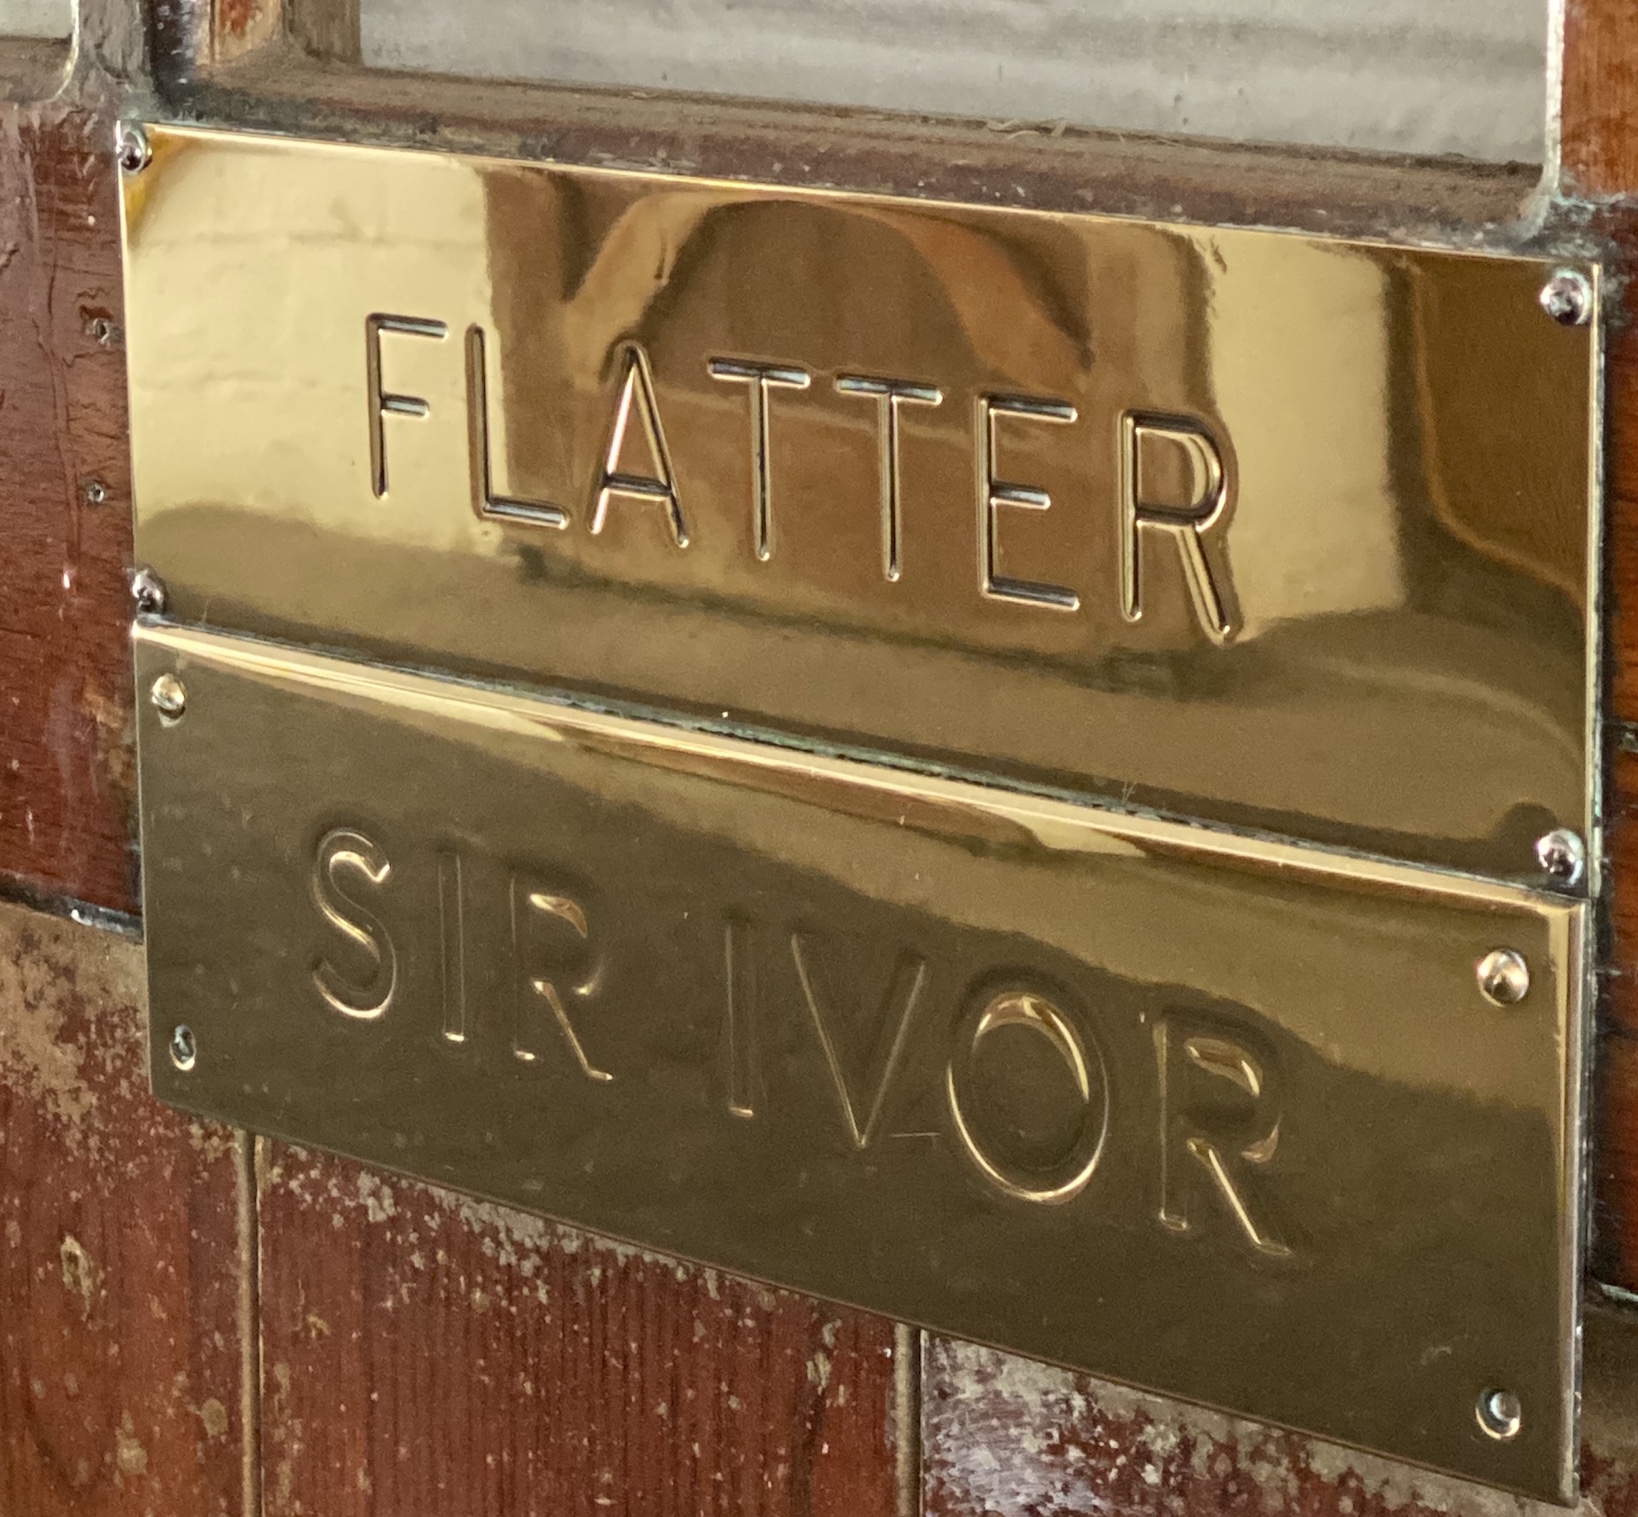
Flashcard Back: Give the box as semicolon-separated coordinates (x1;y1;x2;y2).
169;1023;197;1071
81;478;107;507
1535;828;1587;887
86;315;121;347
1539;269;1592;327
1477;948;1530;1006
117;124;150;175
129;565;167;615
150;672;186;723
1476;1387;1522;1441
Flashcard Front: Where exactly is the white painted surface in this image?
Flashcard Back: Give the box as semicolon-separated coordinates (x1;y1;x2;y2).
0;0;70;38
363;0;1548;163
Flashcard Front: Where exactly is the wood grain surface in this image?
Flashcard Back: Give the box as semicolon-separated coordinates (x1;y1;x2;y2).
1563;0;1638;198
256;1141;900;1517
1557;0;1638;1295
1591;235;1638;1287
0;897;246;1515
920;1321;1638;1517
1598;744;1638;1288
0;96;136;916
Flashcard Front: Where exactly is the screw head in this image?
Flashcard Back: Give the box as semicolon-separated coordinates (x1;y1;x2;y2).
1535;827;1587;887
150;672;187;723
1477;948;1530;1006
117;124;150;175
81;478;107;507
86;315;120;347
1540;269;1593;327
169;1023;197;1071
1476;1387;1522;1441
129;565;167;615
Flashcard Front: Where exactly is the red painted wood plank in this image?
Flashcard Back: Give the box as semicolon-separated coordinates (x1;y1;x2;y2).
0;899;245;1515
923;1326;1638;1517
0;101;137;915
257;1141;900;1517
1563;0;1638;199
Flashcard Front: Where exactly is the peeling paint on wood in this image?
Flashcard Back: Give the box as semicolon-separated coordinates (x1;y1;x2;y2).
0;898;245;1515
212;0;280;63
257;1140;900;1517
923;1318;1638;1517
1596;743;1638;1290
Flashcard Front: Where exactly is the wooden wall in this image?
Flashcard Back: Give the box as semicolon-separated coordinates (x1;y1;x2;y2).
0;87;136;917
5;1;1638;1513
1567;0;1638;1297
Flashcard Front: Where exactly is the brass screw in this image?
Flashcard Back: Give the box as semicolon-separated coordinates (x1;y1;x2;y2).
117;124;150;175
129;566;167;615
1535;828;1587;887
1539;270;1592;327
1476;948;1530;1006
150;672;187;724
1476;1387;1522;1441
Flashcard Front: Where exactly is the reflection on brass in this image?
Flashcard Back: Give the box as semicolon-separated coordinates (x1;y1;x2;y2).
119;127;1599;877
135;623;1584;1501
124;127;1593;1495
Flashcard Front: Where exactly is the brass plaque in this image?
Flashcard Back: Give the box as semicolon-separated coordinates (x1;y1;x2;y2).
136;623;1584;1501
119;126;1599;878
124;126;1595;1497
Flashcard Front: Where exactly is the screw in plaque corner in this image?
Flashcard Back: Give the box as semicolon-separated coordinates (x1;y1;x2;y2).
1539;269;1592;327
116;124;150;175
1476;1387;1522;1441
1534;827;1587;888
149;673;187;725
1476;948;1530;1007
128;565;167;615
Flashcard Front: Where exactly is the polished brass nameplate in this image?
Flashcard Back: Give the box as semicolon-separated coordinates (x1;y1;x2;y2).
135;623;1584;1500
120;126;1598;878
